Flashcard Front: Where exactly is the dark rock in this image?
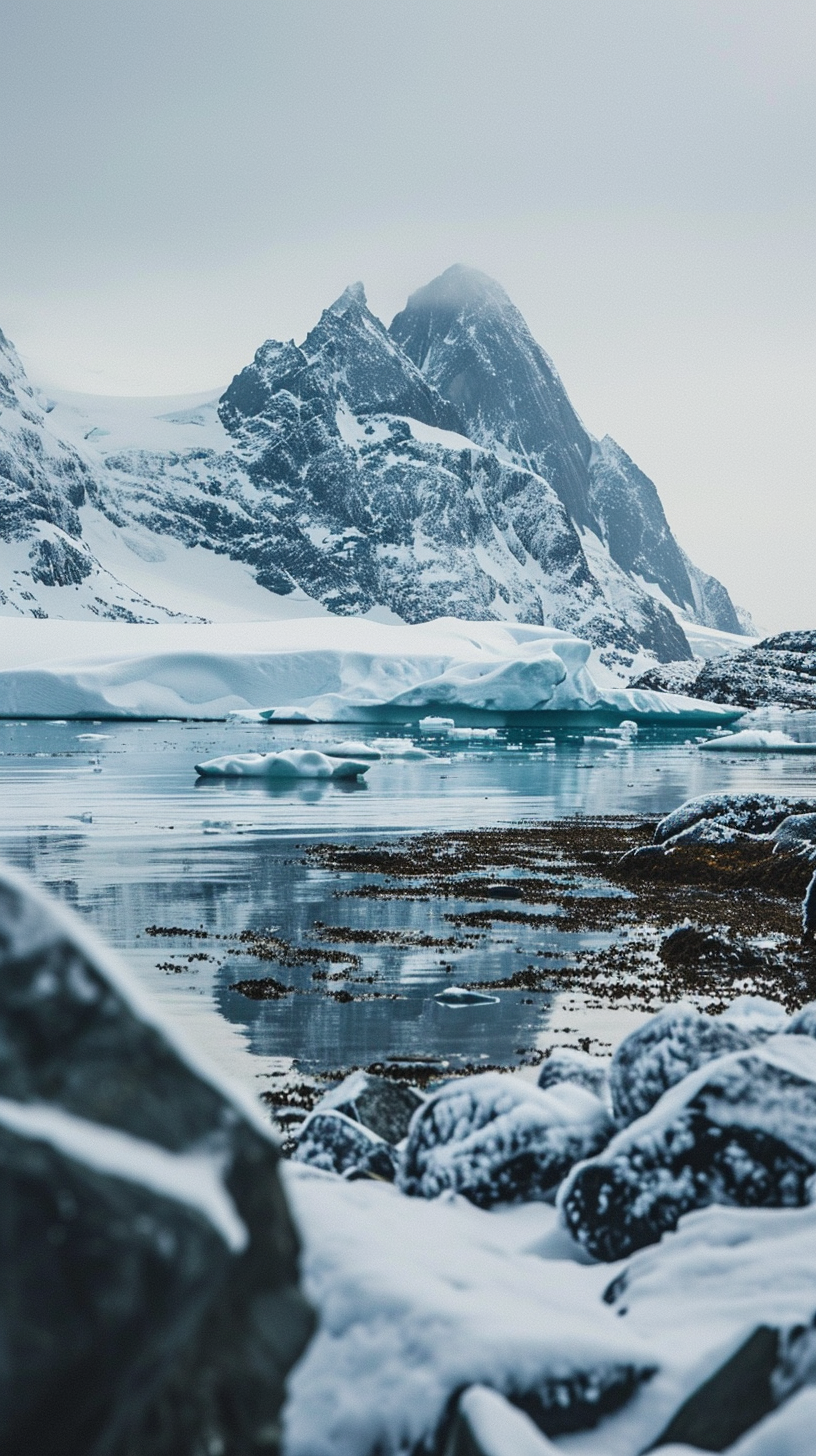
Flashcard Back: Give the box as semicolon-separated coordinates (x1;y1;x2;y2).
803;870;816;944
658;924;763;975
645;1320;816;1453
609;1003;770;1125
314;1069;424;1144
292;1109;397;1180
0;863;313;1456
560;1038;816;1261
398;1072;612;1208
537;1048;609;1101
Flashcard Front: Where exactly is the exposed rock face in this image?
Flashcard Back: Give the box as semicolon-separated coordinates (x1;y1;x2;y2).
0;863;313;1455
390;265;739;638
1;268;744;671
632;631;816;708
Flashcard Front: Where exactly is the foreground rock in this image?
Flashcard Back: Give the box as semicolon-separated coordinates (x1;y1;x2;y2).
537;1048;610;1102
0;863;313;1456
398;1072;612;1207
560;1035;816;1261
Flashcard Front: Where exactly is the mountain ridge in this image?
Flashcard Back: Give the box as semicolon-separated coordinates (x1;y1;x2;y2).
0;266;745;673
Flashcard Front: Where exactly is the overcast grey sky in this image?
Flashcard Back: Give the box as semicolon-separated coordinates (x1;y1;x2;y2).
1;1;813;630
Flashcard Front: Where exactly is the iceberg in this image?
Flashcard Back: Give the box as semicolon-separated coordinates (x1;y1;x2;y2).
700;729;816;753
0;616;745;724
194;749;370;780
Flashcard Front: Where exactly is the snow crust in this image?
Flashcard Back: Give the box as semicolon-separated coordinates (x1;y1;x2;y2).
193;749;370;779
0;616;744;722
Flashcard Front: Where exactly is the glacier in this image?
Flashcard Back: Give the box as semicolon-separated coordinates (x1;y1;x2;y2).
0;615;744;723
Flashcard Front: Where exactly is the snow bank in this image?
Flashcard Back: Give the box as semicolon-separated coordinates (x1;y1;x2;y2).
0;616;745;722
282;1164;654;1456
700;730;816;754
193;749;370;780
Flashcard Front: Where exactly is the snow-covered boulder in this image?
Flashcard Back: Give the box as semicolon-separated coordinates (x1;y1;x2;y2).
604;1202;816;1451
560;1036;816;1261
313;1070;424;1144
194;748;370;779
787;1001;816;1037
398;1072;612;1208
292;1110;397;1180
537;1048;610;1102
773;813;816;856
609;1002;783;1125
654;793;815;845
0;861;312;1454
283;1164;656;1456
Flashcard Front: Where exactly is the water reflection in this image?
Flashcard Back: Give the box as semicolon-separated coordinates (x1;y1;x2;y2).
0;713;814;1087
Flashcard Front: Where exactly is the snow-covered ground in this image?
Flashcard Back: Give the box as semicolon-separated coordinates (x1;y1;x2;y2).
0;616;744;722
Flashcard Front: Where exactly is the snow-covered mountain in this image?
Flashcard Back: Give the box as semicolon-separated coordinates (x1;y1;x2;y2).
0;267;746;671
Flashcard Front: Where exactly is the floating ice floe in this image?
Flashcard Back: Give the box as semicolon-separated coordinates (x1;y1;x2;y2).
321;740;383;760
700;729;816;753
0;616;745;723
369;738;433;759
419;715;498;740
194;749;370;780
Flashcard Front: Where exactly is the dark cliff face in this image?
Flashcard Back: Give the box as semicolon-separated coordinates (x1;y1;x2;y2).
390;265;595;529
391;265;741;638
0;330;90;543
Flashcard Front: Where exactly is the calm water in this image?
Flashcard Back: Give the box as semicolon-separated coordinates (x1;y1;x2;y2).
1;713;815;1093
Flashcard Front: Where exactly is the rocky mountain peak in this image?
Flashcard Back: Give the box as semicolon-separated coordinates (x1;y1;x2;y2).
390;265;595;527
326;281;367;316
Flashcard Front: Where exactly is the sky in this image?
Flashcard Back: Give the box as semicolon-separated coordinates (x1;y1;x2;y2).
1;0;813;631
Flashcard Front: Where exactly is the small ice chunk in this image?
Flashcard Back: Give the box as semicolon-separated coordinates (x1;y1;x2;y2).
419;717;456;735
434;988;500;1008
